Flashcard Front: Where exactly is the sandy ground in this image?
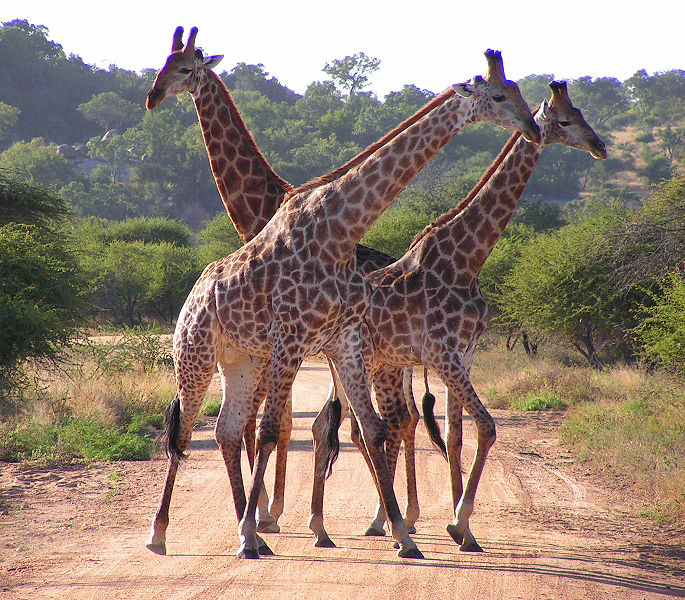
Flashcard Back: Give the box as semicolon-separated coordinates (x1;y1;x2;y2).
1;360;683;599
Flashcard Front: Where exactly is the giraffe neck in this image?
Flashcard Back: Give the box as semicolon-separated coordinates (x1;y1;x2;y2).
415;131;542;277
191;71;293;243
299;92;475;258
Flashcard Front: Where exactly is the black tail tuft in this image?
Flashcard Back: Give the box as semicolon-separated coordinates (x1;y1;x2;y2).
319;397;342;479
157;396;186;462
422;389;447;460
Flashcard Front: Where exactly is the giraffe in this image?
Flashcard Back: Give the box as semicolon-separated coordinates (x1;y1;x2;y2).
145;26;446;533
145;30;540;559
311;80;607;551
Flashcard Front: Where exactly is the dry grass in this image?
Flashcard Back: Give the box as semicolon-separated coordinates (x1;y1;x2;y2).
471;334;685;526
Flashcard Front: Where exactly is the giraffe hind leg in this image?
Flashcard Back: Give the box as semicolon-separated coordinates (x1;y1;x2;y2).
146;357;215;554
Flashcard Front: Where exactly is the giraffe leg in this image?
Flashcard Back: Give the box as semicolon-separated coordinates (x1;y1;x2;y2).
243;392;274;530
365;366;407;536
146;334;216;555
432;353;495;552
443;389;479;551
402;368;421;534
265;390;292;532
328;324;422;559
309;370;347;547
238;339;303;559
214;356;274;556
241;368;280;533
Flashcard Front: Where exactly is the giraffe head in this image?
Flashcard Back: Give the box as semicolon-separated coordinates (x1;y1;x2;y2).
537;81;607;159
146;27;224;110
452;50;541;144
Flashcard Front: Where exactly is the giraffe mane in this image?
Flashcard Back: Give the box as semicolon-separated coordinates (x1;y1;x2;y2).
283;88;457;201
408;104;541;249
210;70;295;194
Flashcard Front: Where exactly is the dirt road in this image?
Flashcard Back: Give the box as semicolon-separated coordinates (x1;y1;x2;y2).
1;360;683;599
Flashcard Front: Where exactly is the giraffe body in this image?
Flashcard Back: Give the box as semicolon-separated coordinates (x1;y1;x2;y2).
311;82;607;549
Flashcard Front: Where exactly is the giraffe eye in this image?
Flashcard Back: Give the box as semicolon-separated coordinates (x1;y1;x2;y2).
179;67;193;74
559;121;571;127
492;94;506;102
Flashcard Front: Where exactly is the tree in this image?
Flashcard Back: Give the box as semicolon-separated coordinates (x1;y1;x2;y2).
142;243;201;323
224;63;299;104
626;69;685;125
496;204;635;368
323;52;381;96
0;175;83;410
600;175;685;295
0;137;78;188
77;92;142;132
632;272;685;372
0;170;69;226
361;205;430;258
568;76;631;132
517;74;556;107
0;101;20;143
0;20;104;143
195;213;244;266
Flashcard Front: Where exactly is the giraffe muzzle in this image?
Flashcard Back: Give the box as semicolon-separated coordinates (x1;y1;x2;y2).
146;88;165;110
591;139;608;160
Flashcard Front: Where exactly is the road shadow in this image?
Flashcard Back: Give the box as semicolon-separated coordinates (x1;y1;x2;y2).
173;533;685;597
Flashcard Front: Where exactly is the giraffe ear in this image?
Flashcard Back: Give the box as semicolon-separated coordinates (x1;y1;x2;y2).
539;99;550;121
204;55;224;69
452;82;474;97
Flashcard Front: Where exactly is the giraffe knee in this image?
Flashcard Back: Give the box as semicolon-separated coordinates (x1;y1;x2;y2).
257;426;279;451
478;415;496;448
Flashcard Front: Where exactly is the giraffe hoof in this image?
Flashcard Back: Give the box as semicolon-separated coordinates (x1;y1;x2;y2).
406;525;417;534
145;542;167;555
446;524;464;545
397;546;424;559
258;542;274;556
364;526;386;537
257;521;281;533
393;541;399;549
237;548;260;559
460;540;484;552
314;537;337;548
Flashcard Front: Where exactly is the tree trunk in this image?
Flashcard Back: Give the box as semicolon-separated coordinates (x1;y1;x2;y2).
573;321;604;370
521;331;538;356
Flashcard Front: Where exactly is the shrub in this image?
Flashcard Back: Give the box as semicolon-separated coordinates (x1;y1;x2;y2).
201;397;222;417
0;417;154;463
511;391;567;411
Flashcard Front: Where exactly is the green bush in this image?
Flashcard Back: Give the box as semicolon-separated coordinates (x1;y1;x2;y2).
201;397;222;417
511;391;567;411
0;417;154;463
632;273;685;372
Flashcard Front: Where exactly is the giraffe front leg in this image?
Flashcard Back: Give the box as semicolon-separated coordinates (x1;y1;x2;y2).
438;367;494;552
238;341;303;558
265;391;291;533
243;393;277;532
365;366;408;537
330;325;422;559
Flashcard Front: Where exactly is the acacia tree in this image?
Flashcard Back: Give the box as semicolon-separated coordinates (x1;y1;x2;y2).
323;52;381;96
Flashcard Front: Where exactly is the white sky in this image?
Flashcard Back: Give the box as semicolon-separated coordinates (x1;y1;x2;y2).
3;1;682;97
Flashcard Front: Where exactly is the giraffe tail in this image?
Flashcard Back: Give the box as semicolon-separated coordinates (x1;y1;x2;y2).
157;396;186;462
421;371;447;460
319;397;342;479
